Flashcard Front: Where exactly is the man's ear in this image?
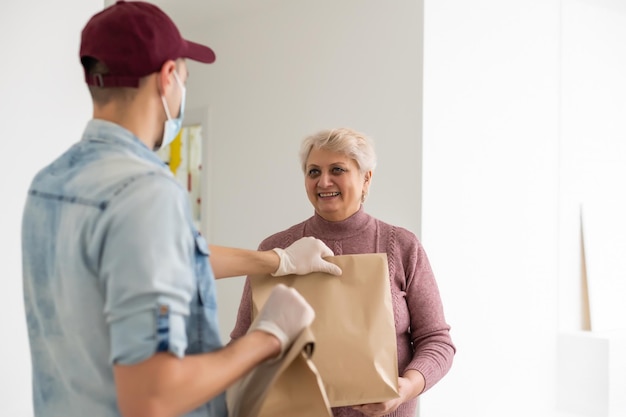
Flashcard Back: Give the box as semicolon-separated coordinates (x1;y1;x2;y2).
157;60;177;95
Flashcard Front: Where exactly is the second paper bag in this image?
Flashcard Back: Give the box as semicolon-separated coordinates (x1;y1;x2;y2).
250;253;399;407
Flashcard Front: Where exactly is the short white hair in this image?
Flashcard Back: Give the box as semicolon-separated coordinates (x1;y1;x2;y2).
299;128;377;174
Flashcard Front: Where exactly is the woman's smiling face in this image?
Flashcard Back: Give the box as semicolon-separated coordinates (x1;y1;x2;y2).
304;147;370;222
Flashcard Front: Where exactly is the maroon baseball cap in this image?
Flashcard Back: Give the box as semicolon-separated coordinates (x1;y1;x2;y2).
80;0;215;88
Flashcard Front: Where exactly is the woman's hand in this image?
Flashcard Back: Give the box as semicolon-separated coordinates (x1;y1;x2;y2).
351;370;425;416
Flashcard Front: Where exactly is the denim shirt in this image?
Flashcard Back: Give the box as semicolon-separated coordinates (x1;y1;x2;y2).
21;119;226;417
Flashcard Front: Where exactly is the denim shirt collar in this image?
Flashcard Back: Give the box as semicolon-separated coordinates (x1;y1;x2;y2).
82;119;166;168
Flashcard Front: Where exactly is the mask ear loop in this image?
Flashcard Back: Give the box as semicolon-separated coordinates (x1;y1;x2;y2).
161;96;173;120
172;70;184;89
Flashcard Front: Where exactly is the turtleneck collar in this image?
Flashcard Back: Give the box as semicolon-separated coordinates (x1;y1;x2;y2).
306;206;373;240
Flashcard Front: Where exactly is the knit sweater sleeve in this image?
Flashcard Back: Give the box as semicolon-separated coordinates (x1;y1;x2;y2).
228;226;302;341
392;227;456;393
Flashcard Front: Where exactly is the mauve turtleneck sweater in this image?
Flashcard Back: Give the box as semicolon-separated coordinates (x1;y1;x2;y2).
230;207;455;417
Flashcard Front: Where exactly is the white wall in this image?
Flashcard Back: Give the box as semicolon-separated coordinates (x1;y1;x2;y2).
421;1;561;416
173;0;425;343
558;0;626;333
0;0;104;415
422;0;626;416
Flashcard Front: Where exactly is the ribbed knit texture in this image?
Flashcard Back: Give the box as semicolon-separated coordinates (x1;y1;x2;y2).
230;207;455;417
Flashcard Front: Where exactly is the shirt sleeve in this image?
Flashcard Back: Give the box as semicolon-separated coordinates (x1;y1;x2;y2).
98;173;195;365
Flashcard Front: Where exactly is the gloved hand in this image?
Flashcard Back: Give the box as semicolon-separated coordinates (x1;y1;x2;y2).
249;284;315;358
271;236;342;277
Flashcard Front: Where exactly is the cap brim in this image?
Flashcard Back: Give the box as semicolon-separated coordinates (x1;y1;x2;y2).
184;40;216;64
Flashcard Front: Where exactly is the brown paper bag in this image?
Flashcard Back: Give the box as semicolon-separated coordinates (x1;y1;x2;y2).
226;328;332;417
250;253;399;407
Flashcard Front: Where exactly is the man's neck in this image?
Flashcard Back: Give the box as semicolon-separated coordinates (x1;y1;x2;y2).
93;101;160;150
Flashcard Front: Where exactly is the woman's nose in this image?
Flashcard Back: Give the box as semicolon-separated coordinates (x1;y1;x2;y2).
318;172;333;187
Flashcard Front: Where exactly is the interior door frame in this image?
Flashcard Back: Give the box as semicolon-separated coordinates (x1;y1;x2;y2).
183;106;212;241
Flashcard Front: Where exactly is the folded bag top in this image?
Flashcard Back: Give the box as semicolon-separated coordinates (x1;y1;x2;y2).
226;327;332;417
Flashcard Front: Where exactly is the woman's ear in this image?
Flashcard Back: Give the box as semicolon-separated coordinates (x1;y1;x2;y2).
361;171;373;203
363;170;373;191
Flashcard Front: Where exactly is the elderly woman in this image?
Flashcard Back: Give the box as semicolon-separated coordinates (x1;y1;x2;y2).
230;128;455;417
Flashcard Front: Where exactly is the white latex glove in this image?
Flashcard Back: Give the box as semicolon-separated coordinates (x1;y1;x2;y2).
249;284;315;357
271;236;342;277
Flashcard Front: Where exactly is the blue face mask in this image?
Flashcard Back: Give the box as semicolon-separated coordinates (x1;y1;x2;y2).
158;70;186;150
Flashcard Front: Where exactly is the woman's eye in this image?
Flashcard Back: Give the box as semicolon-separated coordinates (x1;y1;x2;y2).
308;169;320;177
332;167;346;174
